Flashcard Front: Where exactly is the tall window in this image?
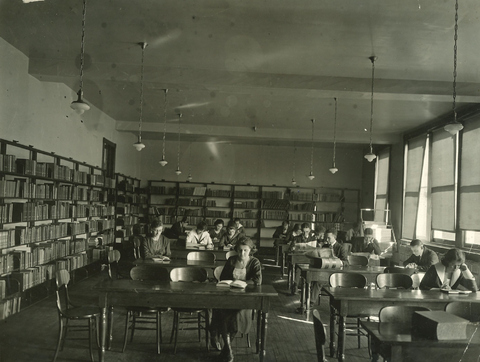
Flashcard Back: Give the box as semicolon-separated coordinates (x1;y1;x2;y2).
374;147;390;224
102;138;116;179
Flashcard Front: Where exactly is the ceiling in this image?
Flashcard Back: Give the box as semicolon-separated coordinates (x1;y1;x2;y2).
2;0;480;148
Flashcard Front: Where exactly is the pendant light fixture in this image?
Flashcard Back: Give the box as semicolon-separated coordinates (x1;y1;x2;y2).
364;56;377;162
307;119;315;180
70;0;90;115
291;145;297;186
159;89;169;165
187;143;193;181
329;97;339;174
444;0;464;136
175;113;182;175
133;42;147;151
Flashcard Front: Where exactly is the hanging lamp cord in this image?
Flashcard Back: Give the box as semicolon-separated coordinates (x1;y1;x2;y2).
333;97;337;166
162;89;168;158
452;0;458;123
293;146;296;178
138;43;146;140
177;114;182;169
79;0;87;92
310;119;315;173
369;57;376;152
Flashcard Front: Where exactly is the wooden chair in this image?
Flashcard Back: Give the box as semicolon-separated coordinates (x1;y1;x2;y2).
445;302;480;322
123;266;170;354
53;269;100;362
312;309;328;362
107;250;121;280
226;250;237;259
383;266;415;276
347;255;369;266
169;267;209;354
343;242;353;255
376;273;413;290
186;251;216;262
329;272;368;351
214;265;224;282
379;305;430;326
411;273;425;289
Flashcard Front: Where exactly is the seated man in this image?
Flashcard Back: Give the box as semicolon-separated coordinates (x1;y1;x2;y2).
313;225;326;247
273;220;290;244
403;239;439;272
356;228;381;255
164;216;189;239
220;223;244;248
289;222;317;251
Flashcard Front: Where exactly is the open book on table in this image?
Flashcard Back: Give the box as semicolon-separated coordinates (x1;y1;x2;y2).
151;256;171;263
440;288;472;294
216;280;248;289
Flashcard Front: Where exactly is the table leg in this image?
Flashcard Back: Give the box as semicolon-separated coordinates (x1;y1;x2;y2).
256;309;261;354
98;306;107;362
329;305;336;358
305;281;311;319
275;245;280;267
338;315;345;362
260;311;268;362
107;306;113;350
300;276;305;311
281;252;286;277
287;263;292;292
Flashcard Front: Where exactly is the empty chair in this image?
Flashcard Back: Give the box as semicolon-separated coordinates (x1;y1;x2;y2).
343;243;353;255
226;250;237;259
123;266;171;354
53;269;100;362
329;273;368;350
214;265;224;282
107;250;121;280
347;255;369;266
376;273;413;290
312;309;328;362
445;302;480;322
169;267;209;354
383;266;415;276
186;251;216;262
411;273;425;289
379;305;431;326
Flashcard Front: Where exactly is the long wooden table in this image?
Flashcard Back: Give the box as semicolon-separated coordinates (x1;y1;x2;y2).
322;286;480;362
133;258;223;279
361;320;480;362
95;279;278;362
298;265;386;316
286;251;310;294
171;245;232;261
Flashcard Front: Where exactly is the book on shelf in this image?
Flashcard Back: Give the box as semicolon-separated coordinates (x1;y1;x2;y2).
216;280;248;289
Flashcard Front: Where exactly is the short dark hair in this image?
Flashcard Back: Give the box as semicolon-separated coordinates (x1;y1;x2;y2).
410;239;423;247
181;216;188;223
234;237;257;254
282;220;289;227
441;248;465;267
150;218;163;229
214;219;224;227
234;218;241;222
292;224;301;233
315;225;326;233
196;221;208;232
325;228;337;237
301;222;311;230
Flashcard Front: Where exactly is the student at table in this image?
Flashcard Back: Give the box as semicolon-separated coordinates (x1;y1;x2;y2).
346;222;363;241
221;223;244;248
233;217;246;236
143;218;172;259
402;239;439;272
314;224;326;247
273;220;290;242
186;221;213;246
285;223;302;244
420;248;478;292
355;227;381;255
322;228;349;263
288;222;317;251
164;216;189;239
210;237;262;362
209;219;227;247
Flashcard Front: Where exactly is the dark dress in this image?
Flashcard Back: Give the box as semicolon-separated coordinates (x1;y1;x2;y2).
402;247;439;272
420;263;478;292
210;256;262;335
142;235;171;258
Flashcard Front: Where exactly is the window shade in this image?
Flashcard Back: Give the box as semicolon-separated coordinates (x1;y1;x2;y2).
374;148;390;223
430;129;455;232
403;135;426;239
459;118;480;230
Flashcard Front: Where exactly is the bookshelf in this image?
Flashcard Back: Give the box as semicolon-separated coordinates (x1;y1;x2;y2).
147;180;359;248
0;138;115;320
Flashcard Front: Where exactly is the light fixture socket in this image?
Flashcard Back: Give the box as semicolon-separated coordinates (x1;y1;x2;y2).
133;135;145;151
175;168;182;176
291;178;297;186
159;157;168;166
70;89;90;114
364;152;376;162
187;173;193;180
444;121;464;136
307;172;315;180
329;167;338;174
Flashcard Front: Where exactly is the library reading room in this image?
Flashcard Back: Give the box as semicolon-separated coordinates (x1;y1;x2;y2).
1;1;480;362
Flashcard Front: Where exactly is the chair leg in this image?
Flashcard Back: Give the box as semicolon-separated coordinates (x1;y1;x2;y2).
205;310;209;351
357;319;361;349
156;312;161;355
53;318;64;362
169;311;177;344
107;306;114;351
60;318;68;351
122;311;130;352
197;313;202;342
246;333;251;348
173;312;179;354
88;318;95;362
130;313;136;342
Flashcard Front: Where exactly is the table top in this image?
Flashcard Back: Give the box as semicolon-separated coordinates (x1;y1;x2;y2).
171;246;233;260
361;321;480;346
133;259;222;269
299;265;386;274
322;287;480;303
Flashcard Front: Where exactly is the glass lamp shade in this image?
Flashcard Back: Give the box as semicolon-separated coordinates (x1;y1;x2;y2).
364;152;376;162
291;178;297;186
307;172;315;180
175;168;182;176
187;173;193;180
444;121;464;136
159;157;168;166
329;166;338;174
133;141;145;151
70;90;90;115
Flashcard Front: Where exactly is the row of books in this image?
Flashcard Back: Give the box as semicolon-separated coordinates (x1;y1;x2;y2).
0;155;16;173
0;254;14;275
288;213;314;221
205;210;230;218
262;191;285;200
177;198;204;206
149;186;176;195
0;294;21;321
234;190;259;199
262;199;289;210
13;223;69;246
315;212;344;222
115;215;138;227
116;194;147;204
116;204;144;215
289;203;315;212
0;229;15;249
178;187;207;196
0;280;6;299
233;201;257;209
261;210;288;220
232;210;258;219
205;189;231;198
10;263;55;291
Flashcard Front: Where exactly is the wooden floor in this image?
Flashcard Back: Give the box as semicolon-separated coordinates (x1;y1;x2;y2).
0;252;372;362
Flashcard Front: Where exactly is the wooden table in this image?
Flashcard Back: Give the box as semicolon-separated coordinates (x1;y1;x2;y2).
276;243;290;275
322;286;480;362
286;251;310;294
171;245;232;260
361;320;480;362
133;258;223;278
298;265;386;316
95;280;278;362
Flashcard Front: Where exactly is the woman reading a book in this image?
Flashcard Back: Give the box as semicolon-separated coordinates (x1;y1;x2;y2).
210;237;262;362
142;218;172;259
420;248;477;292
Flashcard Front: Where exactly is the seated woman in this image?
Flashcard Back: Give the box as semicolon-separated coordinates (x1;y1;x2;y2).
142;218;171;259
420;248;478;292
233;217;246;236
186;220;212;246
209;219;227;247
355;227;381;255
210;237;262;362
220;223;244;248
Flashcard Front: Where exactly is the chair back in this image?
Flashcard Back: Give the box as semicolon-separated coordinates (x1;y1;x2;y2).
312;309;327;362
55;269;71;313
130;266;170;281
107;250;121;279
376;273;413;289
214;266;224;282
226;251;237;259
131;235;143;259
170;267;208;282
411;273;425;289
329;272;367;288
383;266;415;276
347;255;369;266
445;302;480;322
379;306;430;327
343;243;353;255
186;251;216;262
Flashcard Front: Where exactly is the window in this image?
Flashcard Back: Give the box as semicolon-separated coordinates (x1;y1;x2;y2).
374;147;390;224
